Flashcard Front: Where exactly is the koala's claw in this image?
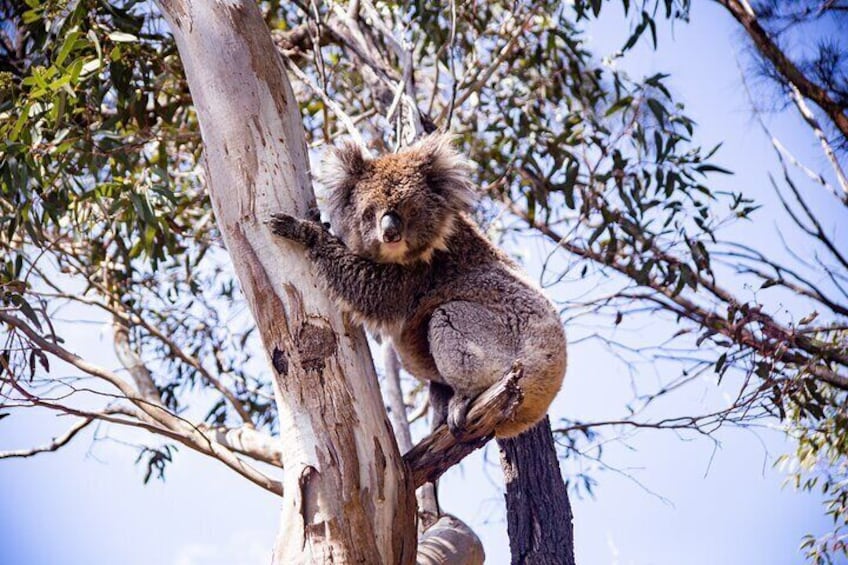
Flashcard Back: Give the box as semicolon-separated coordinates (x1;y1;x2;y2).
267;212;300;239
447;394;474;441
307;206;322;223
268;212;326;247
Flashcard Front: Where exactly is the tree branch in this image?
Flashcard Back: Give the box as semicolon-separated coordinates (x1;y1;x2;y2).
112;317;162;402
196;424;283;467
787;84;848;204
504;200;848;386
0;417;94;459
715;0;848;140
1;311;284;495
404;363;524;488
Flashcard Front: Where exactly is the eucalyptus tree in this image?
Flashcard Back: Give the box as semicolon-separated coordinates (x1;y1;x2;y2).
1;0;846;563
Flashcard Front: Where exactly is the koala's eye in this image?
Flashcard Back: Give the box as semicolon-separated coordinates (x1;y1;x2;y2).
361;207;376;223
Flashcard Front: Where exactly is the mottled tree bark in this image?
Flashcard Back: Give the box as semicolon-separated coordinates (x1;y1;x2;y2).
498;417;576;565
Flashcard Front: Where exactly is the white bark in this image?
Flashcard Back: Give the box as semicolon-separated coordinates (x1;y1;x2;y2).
382;341;440;529
154;1;415;563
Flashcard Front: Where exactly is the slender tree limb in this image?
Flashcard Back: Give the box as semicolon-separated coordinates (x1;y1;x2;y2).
773;165;848;272
435;12;533;125
382;341;413;452
505;201;848;386
112;317;162;402
0;417;94;459
283;55;366;146
715;0;848;140
787;84;848;205
1;312;285;495
1;310;182;431
29;260;258;425
770;135;845;204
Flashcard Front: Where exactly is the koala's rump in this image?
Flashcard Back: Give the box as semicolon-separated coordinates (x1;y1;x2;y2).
392;266;563;388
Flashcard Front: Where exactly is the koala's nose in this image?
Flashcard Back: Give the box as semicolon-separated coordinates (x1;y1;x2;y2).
380;212;403;243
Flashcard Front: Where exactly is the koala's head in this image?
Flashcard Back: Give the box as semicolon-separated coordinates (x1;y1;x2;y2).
320;134;476;264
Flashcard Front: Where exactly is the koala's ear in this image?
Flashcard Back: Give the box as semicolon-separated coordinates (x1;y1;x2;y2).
414;134;477;212
321;141;369;204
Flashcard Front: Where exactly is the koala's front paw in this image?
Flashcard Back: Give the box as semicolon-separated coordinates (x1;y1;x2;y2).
267;212;321;246
447;394;474;441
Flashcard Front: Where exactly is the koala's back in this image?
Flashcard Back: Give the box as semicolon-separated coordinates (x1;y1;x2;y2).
391;216;567;437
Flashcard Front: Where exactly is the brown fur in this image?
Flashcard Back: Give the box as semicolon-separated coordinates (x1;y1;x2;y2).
269;134;566;438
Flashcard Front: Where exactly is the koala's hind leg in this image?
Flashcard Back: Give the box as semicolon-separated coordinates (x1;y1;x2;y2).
429;377;472;442
428;301;517;437
428;381;453;431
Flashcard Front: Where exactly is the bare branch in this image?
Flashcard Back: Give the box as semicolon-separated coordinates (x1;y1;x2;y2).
774;166;848;271
382;341;413;453
112;317;161;402
435;12;533;126
770;136;844;202
503;200;848;384
1;311;284;494
26;256;258;426
283;55;366;146
1;310;181;430
0;417;94;459
715;0;848;139
788;83;848;204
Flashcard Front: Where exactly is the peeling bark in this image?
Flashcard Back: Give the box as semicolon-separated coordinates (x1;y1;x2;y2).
154;1;415;563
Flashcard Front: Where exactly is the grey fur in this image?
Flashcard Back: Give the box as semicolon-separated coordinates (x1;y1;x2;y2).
269;134;566;438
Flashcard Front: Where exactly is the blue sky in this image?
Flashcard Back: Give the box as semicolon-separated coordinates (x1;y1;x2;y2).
1;2;845;564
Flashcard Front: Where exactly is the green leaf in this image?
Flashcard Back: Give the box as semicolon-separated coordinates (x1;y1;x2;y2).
9;104;32;142
10;294;42;331
22;9;41;24
646;98;665;125
590;0;602;17
604;96;634;117
715;352;727;374
694;164;732;175
55;31;82;68
68;58;85;83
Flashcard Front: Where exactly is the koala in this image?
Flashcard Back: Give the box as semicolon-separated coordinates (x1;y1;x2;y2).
268;134;566;439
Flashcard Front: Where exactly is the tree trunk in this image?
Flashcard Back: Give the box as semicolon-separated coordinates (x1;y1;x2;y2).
154;1;416;563
498;417;576;565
